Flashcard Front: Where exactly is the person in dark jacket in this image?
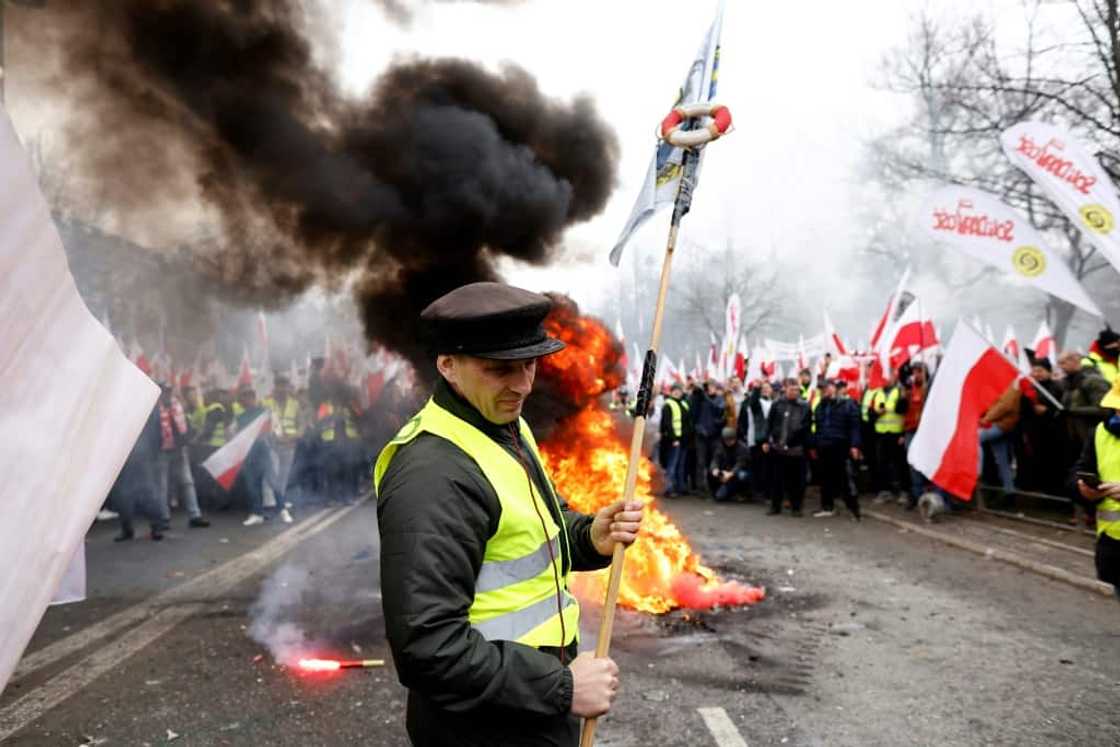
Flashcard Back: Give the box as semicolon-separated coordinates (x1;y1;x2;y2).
809;380;863;519
737;380;774;499
113;402;166;541
1017;356;1066;498
692;380;726;497
709;427;750;502
660;383;692;496
375;283;644;747
765;378;811;516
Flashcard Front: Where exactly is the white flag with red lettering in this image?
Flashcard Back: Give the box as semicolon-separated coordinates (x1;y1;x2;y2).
1001;121;1120;279
920;185;1102;316
907;323;1020;500
202;412;271;490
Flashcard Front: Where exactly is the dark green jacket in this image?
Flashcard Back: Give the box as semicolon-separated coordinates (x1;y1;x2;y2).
377;378;610;747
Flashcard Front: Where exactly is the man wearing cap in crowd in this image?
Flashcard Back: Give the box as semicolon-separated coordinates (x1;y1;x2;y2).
374;282;644;746
1074;375;1120;600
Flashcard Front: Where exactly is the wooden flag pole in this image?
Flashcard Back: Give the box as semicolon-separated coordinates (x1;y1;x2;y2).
579;148;695;747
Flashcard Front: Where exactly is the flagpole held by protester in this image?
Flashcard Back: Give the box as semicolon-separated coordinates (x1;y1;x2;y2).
582;3;729;744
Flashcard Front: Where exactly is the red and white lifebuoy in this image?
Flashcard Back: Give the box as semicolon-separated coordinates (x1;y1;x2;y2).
658;102;732;148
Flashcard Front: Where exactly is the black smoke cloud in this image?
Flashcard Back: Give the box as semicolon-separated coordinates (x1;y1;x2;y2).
55;0;617;369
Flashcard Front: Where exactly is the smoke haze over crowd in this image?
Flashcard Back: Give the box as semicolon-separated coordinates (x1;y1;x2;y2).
45;0;617;369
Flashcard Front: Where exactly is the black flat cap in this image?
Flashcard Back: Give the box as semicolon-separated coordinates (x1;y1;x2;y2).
421;282;566;360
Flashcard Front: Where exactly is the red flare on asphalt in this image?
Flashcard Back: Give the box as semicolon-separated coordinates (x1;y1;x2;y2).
670;573;767;610
298;658;342;672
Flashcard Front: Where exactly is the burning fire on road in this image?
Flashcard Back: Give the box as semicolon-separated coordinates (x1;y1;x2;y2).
537;299;765;614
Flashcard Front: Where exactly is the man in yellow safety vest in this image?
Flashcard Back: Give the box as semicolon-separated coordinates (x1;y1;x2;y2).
660;382;692;496
374;282;644;746
1075;375;1120;600
871;371;907;504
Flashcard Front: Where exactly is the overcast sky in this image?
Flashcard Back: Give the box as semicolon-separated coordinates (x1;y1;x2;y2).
11;0;1103;348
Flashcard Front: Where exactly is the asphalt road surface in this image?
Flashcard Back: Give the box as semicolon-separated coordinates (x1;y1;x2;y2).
3;496;1118;746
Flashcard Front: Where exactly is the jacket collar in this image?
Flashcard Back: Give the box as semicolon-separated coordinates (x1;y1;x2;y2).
433;376;517;446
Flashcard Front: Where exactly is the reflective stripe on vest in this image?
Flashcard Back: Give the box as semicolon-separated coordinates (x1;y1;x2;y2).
1094;423;1120;541
205;403;227;447
374;398;579;649
873;388;903;434
665;398;685;438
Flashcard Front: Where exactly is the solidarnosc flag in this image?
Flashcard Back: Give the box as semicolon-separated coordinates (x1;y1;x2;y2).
609;0;725;265
1001;121;1120;279
920;185;1103;317
0;108;159;693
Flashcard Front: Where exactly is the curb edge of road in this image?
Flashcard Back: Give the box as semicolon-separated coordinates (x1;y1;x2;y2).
863;509;1113;598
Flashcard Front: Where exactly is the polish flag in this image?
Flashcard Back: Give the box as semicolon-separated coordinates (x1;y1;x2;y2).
883;298;939;369
1001;325;1020;361
907;323;1020;500
202;412;271;490
1031;320;1056;366
237;345;253;389
870;268;911;354
734;334;747;381
826;355;861;385
823;310;848;356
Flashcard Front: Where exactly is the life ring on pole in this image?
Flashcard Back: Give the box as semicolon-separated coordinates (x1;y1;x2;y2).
658;102;732;148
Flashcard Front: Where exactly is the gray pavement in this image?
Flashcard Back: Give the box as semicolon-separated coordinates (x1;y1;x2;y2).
4;497;1118;745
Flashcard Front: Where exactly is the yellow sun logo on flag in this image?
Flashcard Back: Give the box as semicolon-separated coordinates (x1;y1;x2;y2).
1079;204;1114;234
1011;246;1046;277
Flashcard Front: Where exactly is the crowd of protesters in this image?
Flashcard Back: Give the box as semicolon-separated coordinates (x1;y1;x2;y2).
645;328;1120;528
105;357;410;541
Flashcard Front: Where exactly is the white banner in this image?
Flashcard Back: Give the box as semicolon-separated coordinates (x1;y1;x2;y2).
763;334;827;361
1001;121;1120;279
920;185;1103;317
0;109;159;693
609;1;725;264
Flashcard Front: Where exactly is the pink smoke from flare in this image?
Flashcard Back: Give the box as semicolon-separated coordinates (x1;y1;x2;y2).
670;573;766;609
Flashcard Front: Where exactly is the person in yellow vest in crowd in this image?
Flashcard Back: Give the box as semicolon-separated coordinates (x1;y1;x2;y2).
660;382;692;497
182;384;207;435
264;375;301;523
798;367;813;402
190;386;234;511
1082;328;1119;385
859;381;881;495
315;381;364;504
870;370;908;504
1074;375;1120;600
375;282;644;746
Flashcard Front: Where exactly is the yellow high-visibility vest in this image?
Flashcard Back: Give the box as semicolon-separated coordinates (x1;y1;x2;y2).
1083;352;1119;385
319;403;359;441
861;387;880;423
204;403;228;447
266;396;301;438
374;398;579;649
187;405;206;434
665;398;688;438
1093;423;1120;542
872;387;903;434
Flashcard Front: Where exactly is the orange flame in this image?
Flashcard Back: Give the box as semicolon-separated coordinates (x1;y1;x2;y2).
538;305;765;614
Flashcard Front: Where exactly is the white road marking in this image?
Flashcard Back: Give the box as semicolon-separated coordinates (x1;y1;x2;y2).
698;706;748;747
12;506;338;681
0;501;365;739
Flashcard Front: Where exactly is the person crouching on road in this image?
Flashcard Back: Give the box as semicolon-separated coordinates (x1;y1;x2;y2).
709;426;750;502
374;282;644;747
765;378;811;517
1074;376;1120;600
809;379;862;520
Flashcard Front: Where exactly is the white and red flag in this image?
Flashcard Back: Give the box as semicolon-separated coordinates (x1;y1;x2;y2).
0;110;159;691
237;344;253;389
920;185;1103;316
823;310;847;356
1001;121;1120;279
907;323;1020;500
202;412;271;490
1002;324;1030;372
1031;320;1057;366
